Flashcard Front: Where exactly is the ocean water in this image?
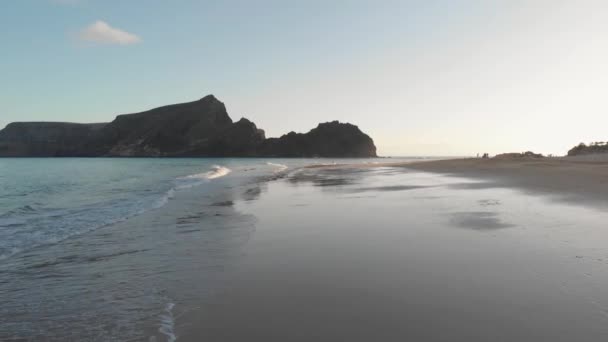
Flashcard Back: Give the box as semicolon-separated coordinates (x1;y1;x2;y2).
0;157;412;341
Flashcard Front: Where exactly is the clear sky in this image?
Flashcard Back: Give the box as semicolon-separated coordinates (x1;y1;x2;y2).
2;0;607;156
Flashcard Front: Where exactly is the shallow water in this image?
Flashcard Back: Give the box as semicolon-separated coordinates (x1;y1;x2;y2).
0;157;411;341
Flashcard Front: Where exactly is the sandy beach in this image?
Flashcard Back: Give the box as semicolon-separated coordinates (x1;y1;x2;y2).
178;160;608;341
305;156;608;207
400;157;608;208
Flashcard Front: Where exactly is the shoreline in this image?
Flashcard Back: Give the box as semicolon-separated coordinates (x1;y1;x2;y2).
401;157;608;208
309;157;608;209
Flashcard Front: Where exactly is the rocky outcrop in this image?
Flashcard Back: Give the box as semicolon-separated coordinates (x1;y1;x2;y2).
195;118;266;157
0;95;377;158
567;142;608;156
494;151;544;159
259;121;377;157
98;95;237;156
0;122;106;157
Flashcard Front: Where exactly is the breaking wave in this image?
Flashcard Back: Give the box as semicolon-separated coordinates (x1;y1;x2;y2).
180;165;231;180
174;165;231;190
267;162;288;173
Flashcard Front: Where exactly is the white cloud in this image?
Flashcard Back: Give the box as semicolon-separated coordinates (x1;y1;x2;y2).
78;20;141;45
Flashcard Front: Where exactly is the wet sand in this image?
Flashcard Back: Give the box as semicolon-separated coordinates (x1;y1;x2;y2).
401;157;608;208
180;164;608;341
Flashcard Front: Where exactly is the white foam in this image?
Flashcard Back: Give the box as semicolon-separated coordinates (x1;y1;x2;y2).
180;165;231;181
311;162;338;167
173;165;231;191
207;165;231;179
266;162;288;173
159;302;177;342
164;165;232;200
153;188;176;209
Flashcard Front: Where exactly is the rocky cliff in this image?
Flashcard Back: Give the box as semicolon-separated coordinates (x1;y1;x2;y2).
0;95;377;158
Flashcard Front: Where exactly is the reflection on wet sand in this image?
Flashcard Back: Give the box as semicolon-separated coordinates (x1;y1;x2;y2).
353;184;432;192
449;211;515;230
288;170;358;188
241;183;267;201
181;166;608;342
210;200;234;207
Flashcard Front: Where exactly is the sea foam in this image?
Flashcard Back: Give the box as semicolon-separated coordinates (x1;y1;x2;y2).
267;162;288;173
174;165;231;191
158;302;177;342
180;165;231;180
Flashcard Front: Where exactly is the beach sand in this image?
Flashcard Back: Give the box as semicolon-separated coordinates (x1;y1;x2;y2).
179;161;608;341
401;157;608;208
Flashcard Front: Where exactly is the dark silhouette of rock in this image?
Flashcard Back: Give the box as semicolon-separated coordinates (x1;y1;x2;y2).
567;142;608;156
189;117;266;157
494;151;544;159
260;121;377;157
0;95;377;158
98;95;234;156
0;122;106;157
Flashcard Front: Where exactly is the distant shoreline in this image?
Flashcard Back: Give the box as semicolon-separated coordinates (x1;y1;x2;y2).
310;156;608;208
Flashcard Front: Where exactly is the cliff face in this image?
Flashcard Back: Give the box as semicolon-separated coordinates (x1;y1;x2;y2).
0;95;377;158
98;95;237;156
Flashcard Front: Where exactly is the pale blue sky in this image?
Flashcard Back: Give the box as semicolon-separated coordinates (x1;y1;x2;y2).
2;0;608;156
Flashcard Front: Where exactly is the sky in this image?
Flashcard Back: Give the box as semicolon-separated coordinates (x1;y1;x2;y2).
1;0;608;156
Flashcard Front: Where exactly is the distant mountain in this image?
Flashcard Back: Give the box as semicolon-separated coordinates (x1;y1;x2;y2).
0;95;377;158
567;142;608;156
